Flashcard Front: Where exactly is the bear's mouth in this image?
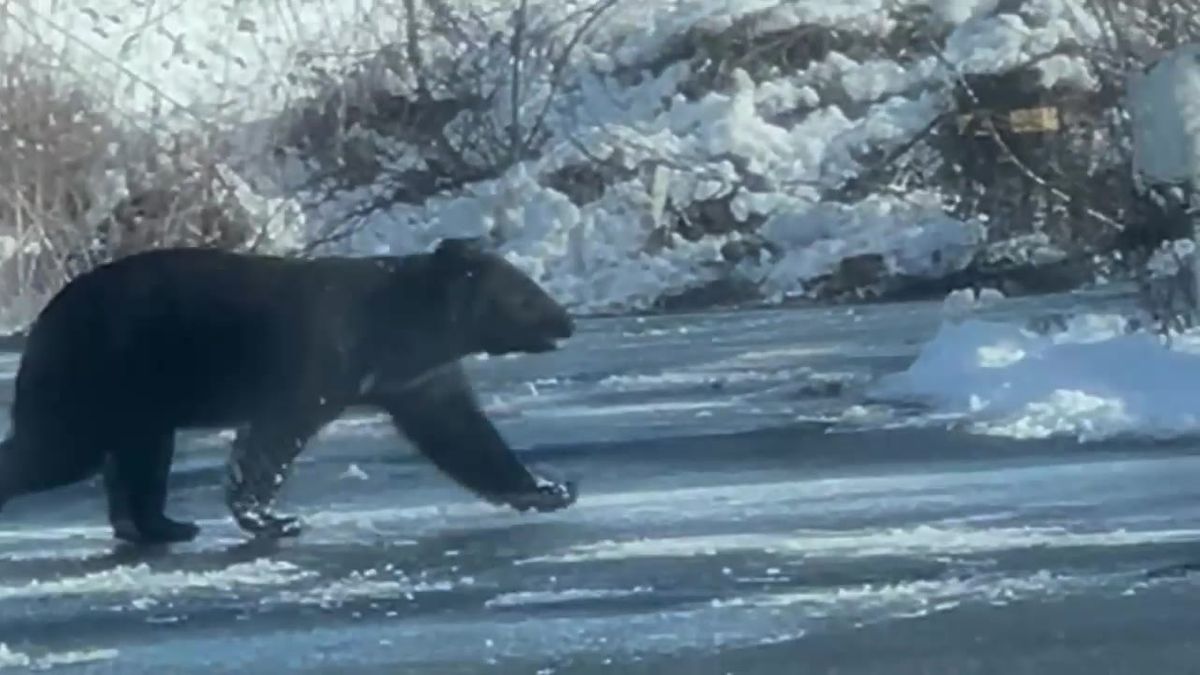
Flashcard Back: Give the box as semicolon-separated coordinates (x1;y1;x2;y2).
485;335;565;356
527;336;565;353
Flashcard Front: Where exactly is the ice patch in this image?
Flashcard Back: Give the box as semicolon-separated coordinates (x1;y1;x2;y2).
484;586;653;608
870;314;1200;440
275;575;456;609
316;415;393;441
714;569;1108;621
517;523;1200;564
304;458;1168;535
523;399;736;420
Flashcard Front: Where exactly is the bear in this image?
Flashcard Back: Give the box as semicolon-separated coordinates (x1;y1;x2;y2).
0;238;579;544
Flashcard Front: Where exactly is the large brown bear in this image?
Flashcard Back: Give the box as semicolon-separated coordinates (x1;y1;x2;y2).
0;238;578;544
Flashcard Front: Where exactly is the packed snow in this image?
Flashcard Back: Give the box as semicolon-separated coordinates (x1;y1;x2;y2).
0;0;1116;316
872;311;1200;441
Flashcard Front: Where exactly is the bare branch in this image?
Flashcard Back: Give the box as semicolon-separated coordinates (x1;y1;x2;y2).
523;0;622;152
929;41;1125;234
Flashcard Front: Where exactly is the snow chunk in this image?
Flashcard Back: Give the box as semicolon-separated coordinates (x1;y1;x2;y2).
941;287;1005;316
0;644;117;671
341;463;371;481
871;314;1200;441
0;645;31;670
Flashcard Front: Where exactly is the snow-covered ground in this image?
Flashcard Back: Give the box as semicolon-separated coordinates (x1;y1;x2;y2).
0;0;1117;317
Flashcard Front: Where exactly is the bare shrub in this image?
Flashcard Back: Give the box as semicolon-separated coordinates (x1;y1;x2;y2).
1137;237;1198;338
0;50;255;331
270;0;620;251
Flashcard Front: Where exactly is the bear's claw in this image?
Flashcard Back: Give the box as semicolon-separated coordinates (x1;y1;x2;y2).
505;477;578;513
234;508;304;539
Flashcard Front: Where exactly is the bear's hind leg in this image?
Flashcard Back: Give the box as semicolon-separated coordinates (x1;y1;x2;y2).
224;417;321;539
105;430;199;545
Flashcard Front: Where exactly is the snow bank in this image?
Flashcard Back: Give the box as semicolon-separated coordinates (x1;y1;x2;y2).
2;0;1116;315
871;313;1200;441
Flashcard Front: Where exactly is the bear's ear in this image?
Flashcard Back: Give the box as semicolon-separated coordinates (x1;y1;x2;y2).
433;237;486;275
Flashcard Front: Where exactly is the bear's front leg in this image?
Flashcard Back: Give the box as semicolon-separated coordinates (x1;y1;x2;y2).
225;416;323;539
373;363;578;513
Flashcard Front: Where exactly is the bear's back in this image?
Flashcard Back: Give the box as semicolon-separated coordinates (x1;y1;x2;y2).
14;248;375;429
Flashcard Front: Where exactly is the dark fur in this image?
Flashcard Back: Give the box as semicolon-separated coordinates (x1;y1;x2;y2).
0;239;577;544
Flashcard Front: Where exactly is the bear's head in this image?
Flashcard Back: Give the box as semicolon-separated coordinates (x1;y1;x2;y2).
434;238;575;356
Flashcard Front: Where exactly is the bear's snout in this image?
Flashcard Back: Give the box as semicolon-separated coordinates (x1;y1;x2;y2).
549;310;575;339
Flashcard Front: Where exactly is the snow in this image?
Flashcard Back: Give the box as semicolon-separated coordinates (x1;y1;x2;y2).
484;586;653;608
0;643;118;671
941;286;1005;315
0;559;314;601
1129;42;1200;188
872;312;1200;441
0;0;1117;317
519;523;1200;564
0;645;29;671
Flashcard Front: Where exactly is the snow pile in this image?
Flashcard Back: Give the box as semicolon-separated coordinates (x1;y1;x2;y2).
871;312;1200;441
1129;43;1200;188
1;0;1120;315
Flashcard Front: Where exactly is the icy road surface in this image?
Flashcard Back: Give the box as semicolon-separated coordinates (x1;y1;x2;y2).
3;287;1200;674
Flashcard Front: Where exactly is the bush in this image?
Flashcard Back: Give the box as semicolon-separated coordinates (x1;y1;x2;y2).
0;51;256;331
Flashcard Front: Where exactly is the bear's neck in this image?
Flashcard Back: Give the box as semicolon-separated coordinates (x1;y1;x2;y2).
361;256;476;370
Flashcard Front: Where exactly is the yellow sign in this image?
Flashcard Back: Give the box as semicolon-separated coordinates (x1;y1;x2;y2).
956;106;1061;136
